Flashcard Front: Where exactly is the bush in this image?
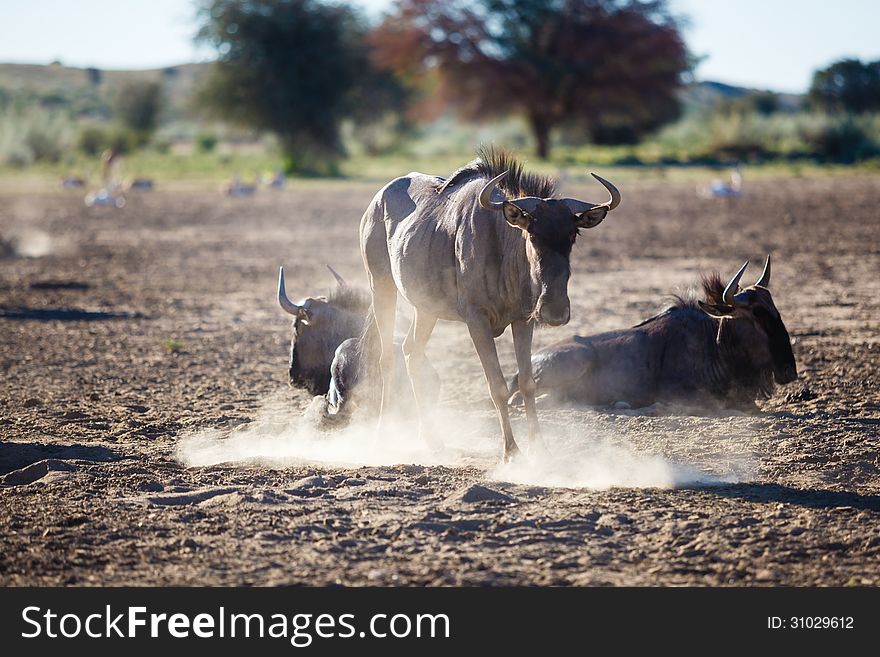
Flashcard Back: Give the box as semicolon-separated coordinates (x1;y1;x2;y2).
106;127;142;154
0;106;73;166
800;114;880;163
77;125;108;156
195;131;218;153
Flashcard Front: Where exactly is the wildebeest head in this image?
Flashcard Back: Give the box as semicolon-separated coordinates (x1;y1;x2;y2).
698;255;798;385
277;265;368;395
479;171;620;326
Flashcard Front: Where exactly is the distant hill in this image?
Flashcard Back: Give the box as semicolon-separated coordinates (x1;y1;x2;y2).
0;61;804;130
681;80;803;112
0;62;211;117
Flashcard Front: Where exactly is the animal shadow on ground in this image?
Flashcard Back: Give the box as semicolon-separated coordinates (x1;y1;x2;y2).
0;306;134;321
0;441;118;475
691;482;880;512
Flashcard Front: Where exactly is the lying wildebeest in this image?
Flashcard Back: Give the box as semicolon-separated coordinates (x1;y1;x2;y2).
508;256;797;412
278;265;366;396
277;265;439;416
360;146;620;460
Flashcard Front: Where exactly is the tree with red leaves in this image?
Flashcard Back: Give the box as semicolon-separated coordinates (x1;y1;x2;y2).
372;0;690;158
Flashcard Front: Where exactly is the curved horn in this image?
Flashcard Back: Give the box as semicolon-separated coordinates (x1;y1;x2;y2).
755;254;771;288
723;259;749;306
326;264;347;288
277;266;303;316
478;171;509;210
560;172;622;215
591;172;621;210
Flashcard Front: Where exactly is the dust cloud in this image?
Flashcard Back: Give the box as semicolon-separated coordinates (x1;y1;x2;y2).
177;392;747;490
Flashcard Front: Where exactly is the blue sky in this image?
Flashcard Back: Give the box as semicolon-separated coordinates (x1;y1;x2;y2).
0;0;878;93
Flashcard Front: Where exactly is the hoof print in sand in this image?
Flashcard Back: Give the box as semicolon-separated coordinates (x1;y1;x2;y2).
143;486;239;506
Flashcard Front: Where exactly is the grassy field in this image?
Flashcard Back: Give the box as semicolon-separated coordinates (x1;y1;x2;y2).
1;149;879;197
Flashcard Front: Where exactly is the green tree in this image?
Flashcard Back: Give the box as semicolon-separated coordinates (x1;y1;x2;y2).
196;0;405;173
372;0;689;158
808;58;880;114
113;80;163;144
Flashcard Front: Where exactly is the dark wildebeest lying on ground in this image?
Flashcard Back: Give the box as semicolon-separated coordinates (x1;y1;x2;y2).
277;266;439;417
360;145;620;460
508;256;797;412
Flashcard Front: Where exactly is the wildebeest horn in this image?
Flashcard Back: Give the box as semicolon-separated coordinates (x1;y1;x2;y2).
723;259;749;305
479;171;509;210
277;266;303;316
755;254;771;288
591;173;621;210
560;172;622;215
326;264;347;288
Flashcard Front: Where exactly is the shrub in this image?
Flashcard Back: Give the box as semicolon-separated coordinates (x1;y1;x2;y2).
800;114;880;163
0;106;73;166
77;125;108;156
196;131;218;153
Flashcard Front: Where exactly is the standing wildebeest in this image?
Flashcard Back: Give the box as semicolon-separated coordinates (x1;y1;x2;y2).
277;265;439;416
360;147;620;460
508;256;798;412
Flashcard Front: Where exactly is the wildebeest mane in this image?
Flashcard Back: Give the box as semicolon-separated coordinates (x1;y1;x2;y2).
634;272;728;328
436;145;556;199
327;286;371;313
665;272;727;311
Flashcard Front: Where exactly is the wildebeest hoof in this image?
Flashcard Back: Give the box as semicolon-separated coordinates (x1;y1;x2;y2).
501;442;521;464
526;441;552;461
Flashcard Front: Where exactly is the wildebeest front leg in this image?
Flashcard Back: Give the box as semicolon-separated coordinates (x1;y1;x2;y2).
402;308;439;449
511;319;547;456
466;314;520;461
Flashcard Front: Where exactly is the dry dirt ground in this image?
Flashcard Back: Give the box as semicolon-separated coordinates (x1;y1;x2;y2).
1;170;878;586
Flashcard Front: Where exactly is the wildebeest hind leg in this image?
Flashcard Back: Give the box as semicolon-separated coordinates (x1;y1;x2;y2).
402;309;439;449
466;313;520;462
370;276;398;438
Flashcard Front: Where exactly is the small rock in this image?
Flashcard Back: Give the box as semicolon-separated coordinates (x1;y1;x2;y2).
290;475;328;489
2;459;77;486
613;401;632;410
23;398;42;408
452;484;517;505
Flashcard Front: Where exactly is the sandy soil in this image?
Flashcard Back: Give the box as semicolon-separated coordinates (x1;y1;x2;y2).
1;170;878;586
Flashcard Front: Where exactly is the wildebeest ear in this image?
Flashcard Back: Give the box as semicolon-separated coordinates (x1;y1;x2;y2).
698;300;735;319
575;207;608;229
502;201;531;229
